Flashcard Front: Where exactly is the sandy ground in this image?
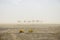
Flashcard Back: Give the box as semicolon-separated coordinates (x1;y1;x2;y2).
0;24;60;40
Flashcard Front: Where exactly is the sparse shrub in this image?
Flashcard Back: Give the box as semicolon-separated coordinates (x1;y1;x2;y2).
28;29;33;33
19;29;24;33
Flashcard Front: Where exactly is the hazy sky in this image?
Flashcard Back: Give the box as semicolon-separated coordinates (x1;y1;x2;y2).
0;0;60;24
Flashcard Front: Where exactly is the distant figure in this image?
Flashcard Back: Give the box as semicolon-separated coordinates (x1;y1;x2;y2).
17;20;20;23
36;20;39;22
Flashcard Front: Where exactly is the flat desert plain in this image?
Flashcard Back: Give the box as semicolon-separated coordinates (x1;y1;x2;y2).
0;24;60;40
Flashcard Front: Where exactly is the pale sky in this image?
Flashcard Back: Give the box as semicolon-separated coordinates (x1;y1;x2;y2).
0;0;60;24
